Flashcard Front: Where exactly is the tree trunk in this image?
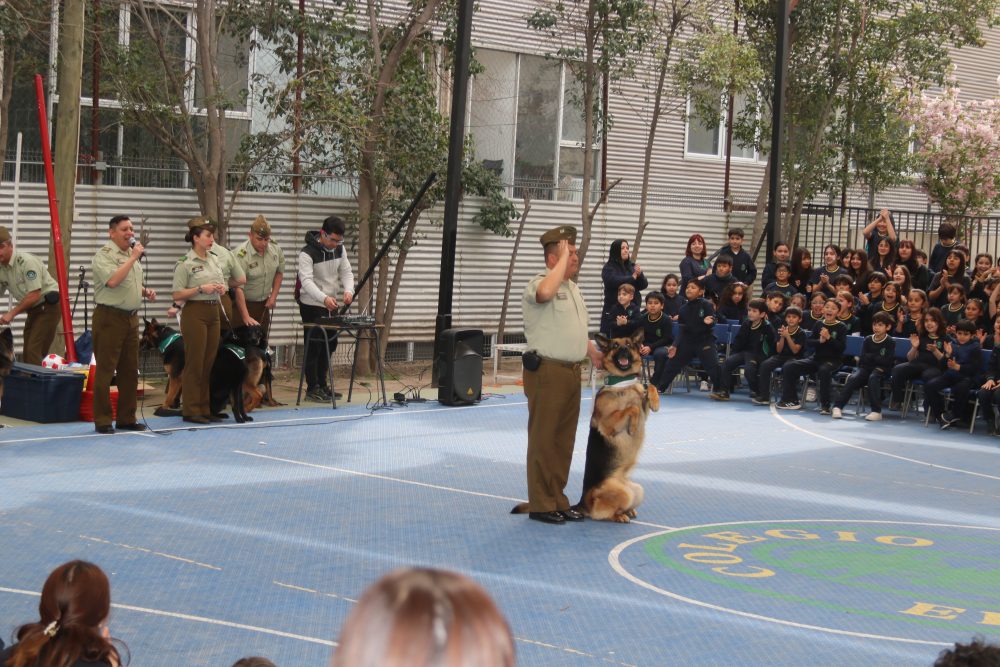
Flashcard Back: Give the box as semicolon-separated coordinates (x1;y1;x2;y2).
576;0;599;268
378;208;422;363
633;37;671;258
0;45;14;185
750;154;771;258
496;197;531;349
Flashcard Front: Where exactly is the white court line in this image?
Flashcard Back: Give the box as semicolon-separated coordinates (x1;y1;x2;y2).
0;586;335;647
0;398;535;446
234;451;675;531
769;405;1000;482
609;519;1000;646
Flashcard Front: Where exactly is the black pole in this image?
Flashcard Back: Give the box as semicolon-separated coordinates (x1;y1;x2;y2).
432;0;474;386
765;0;789;266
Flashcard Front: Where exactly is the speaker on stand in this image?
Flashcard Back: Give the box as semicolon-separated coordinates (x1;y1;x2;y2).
437;329;483;405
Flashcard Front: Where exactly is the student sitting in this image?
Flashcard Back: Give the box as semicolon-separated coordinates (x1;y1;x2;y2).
660;273;684;320
831;274;855;301
896;288;928;337
835;289;859;334
609;283;640;337
655;279;721;394
702;255;736;303
622;291;674;388
810;244;848;298
888;307;948;410
831;312;896;421
803;292;825;330
712;227;758;287
753;306;806;405
711;298;775;402
761;241;791;289
929;221;958;274
942;284;967;333
765;291;788;330
929;319;983;428
855;271;888;335
789;292;807;313
764;262;797;298
776;297;848;413
975;317;1000;434
717;281;748;323
964;297;990;336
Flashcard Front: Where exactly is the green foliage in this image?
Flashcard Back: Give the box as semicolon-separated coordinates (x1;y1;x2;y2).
463;159;520;237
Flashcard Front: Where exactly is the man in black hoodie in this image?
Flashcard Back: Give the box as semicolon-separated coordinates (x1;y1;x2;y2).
297;215;355;402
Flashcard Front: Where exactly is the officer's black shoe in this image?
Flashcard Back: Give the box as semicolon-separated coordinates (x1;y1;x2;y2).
528;511;566;524
116;423;148;432
95;424;114;434
559;508;585;521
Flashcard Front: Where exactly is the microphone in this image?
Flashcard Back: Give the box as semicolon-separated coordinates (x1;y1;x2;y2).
130;237;145;258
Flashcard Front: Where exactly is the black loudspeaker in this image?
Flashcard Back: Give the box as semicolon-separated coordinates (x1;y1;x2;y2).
437;329;484;406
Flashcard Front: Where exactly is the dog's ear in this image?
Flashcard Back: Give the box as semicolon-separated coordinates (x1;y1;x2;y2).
595;332;610;352
630;328;644;345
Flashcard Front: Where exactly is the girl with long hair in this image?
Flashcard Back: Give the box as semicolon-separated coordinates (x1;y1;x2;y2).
870;237;897;275
718;282;748;323
892;265;912;300
928;249;971;308
848;249;872;295
897;288;929;337
790;247;813;295
1;561;125;667
897;240;932;291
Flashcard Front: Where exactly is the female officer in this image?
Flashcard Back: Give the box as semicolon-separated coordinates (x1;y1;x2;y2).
172;217;227;424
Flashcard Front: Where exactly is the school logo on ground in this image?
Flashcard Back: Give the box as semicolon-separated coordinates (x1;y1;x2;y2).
611;520;1000;644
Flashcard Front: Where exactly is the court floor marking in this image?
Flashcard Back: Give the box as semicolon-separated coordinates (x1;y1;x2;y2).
769;406;1000;482
0;585;336;647
609;518;1000;646
233;450;677;531
784;464;1000;501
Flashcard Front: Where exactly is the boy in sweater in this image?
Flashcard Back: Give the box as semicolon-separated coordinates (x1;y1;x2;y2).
776;297;848;413
622;291;674;387
930;319;983;428
655;279;721;394
711;298;775;401
831;311;896;421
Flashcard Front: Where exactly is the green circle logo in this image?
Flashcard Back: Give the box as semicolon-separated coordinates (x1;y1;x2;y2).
611;520;1000;644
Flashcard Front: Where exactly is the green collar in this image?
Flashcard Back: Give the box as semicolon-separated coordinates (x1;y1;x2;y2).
223;343;246;360
604;374;639;387
158;332;182;354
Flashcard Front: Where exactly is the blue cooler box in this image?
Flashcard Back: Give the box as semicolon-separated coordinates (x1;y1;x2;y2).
0;362;85;423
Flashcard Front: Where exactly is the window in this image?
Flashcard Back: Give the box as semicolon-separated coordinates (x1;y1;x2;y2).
685;91;762;161
468;49;602;201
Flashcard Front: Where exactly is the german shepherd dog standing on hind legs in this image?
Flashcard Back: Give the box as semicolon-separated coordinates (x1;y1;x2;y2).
512;329;659;522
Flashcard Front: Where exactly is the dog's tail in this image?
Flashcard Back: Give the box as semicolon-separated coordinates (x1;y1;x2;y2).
510;502;530;514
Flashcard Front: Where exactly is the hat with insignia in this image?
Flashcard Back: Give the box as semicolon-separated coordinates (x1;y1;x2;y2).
187;216;216;230
250;215;271;239
539;225;577;247
0;226;9;243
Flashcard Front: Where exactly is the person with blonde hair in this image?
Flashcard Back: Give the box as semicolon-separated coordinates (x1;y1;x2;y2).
331;568;515;667
1;560;126;667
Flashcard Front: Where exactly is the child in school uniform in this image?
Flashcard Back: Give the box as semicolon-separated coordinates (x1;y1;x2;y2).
753;306;807;406
810;244;848;299
896;288;928;337
655;279;722;394
764;262;797;298
856;272;888;335
703;255;736;304
803;292;825;330
929;222;959;274
622;291;674;388
776;297;848;413
835;290;859;334
660;274;684;320
888;307;948;410
964;298;990;335
789;292;807;313
929;319;983;429
942;284;967;333
831;311;896;421
711;298;776;402
609;283;640;337
974;318;1000;434
765;291;788;330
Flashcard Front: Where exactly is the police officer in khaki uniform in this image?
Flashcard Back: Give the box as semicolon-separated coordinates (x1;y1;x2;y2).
91;215;156;434
520;225;603;524
234;214;284;336
0;225;61;365
172;218;228;424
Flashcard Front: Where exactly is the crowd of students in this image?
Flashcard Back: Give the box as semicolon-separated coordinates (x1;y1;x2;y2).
606;212;1000;434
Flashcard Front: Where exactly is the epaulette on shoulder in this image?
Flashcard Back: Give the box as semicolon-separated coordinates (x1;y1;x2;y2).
237;248;247;257
100;246;113;253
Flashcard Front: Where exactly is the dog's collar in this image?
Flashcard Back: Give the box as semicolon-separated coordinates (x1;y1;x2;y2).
223;343;246;360
158;332;181;354
604;374;640;387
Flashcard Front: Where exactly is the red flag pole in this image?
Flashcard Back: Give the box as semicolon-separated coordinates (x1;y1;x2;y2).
34;73;77;363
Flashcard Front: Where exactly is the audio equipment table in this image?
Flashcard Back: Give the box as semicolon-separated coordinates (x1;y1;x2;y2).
296;321;388;409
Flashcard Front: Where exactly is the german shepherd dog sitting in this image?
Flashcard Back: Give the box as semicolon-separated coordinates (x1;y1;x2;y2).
574;329;659;523
0;328;14;413
210;325;265;423
140;318;184;417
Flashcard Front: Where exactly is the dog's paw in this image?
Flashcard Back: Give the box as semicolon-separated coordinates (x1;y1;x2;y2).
647;385;660;412
613;513;631;523
243;415;254;422
625;508;637;519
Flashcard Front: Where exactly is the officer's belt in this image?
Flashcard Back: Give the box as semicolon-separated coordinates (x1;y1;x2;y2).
96;303;138;316
539;356;583;370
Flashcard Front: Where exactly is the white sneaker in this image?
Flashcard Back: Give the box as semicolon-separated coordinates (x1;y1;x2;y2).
699;380;710;392
805;387;817;402
831;407;842;419
865;412;883;422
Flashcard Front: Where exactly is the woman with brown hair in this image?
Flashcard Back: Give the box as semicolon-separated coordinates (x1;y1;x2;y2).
1;561;125;667
331;568;515;667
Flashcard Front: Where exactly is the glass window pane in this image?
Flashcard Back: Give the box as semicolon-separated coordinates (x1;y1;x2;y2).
83;4;121;100
514;54;559;199
557;145;601;203
469;49;517;183
127;6;188;107
730;92;755;159
686;96;721;156
196;24;250;112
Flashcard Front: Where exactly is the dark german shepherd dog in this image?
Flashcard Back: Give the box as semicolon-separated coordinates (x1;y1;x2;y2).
140;318;184;417
574;330;659;522
210;325;265;423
